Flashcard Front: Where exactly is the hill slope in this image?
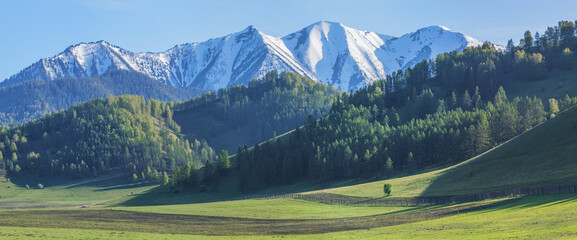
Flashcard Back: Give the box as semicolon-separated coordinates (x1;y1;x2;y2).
0;70;205;125
0;95;215;181
318;105;577;198
422;105;577;196
173;71;340;153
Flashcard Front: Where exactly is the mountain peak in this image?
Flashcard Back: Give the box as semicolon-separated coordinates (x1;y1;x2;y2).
3;22;492;91
243;25;259;32
237;25;264;36
422;25;452;32
233;25;266;43
310;20;342;26
72;40;111;48
306;21;345;32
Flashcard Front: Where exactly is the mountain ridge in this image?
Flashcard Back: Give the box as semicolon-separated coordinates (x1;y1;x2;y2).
2;22;497;91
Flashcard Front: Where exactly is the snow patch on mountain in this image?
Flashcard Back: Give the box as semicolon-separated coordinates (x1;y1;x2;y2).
2;22;499;91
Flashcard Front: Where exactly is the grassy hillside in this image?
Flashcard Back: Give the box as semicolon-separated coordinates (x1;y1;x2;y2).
504;68;577;102
315;105;577;198
422;105;577;196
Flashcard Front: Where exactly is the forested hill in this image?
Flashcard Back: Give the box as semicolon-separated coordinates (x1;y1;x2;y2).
168;20;577;192
173;71;341;153
0;70;205;126
230;20;577;191
0;71;340;182
0;95;216;183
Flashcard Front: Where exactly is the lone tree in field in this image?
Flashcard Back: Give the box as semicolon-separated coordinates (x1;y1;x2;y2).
383;183;392;197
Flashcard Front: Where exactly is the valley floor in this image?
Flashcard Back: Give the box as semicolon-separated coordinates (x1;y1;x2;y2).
0;194;576;239
3;104;577;238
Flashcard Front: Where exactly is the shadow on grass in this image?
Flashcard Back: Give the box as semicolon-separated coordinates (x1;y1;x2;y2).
457;193;577;219
0;198;518;236
7;175;79;188
118;162;462;207
6;171;133;189
421;106;577;198
65;176;131;189
117;186;250;207
93;183;156;192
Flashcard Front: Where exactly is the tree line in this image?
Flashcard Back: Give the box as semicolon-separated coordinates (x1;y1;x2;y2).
375;20;577;109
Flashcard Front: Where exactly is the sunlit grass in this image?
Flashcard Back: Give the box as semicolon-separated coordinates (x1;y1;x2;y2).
115;198;413;219
0;175;155;206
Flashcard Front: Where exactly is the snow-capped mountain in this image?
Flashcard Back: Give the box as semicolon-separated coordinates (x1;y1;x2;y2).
2;21;492;91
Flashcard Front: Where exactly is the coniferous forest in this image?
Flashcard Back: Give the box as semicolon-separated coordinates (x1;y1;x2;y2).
174;71;340;152
171;20;577;192
0;95;215;183
1;20;577;193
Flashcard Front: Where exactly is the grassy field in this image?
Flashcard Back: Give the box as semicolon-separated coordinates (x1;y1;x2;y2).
0;194;575;239
0;198;507;236
115;198;414;219
0;174;155;207
301;193;577;239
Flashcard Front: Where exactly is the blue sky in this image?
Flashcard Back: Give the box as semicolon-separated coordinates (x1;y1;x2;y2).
1;0;577;81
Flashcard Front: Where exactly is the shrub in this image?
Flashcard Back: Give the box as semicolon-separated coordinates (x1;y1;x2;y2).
383;183;392;197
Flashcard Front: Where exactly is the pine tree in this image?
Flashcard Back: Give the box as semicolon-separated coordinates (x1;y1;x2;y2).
521;30;533;50
473;87;482;109
385;157;393;174
132;173;138;183
217;150;230;175
161;171;169;185
494;86;508;106
203;160;214;184
462;90;472;110
506;39;515;52
407;152;414;168
549;98;560;117
450;92;458;109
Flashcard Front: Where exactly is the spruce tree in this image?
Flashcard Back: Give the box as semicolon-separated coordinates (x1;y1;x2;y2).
462;90;472;110
161;171;169;185
217;150;230;175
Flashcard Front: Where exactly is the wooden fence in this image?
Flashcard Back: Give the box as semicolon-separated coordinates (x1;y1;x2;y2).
232;182;577;206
